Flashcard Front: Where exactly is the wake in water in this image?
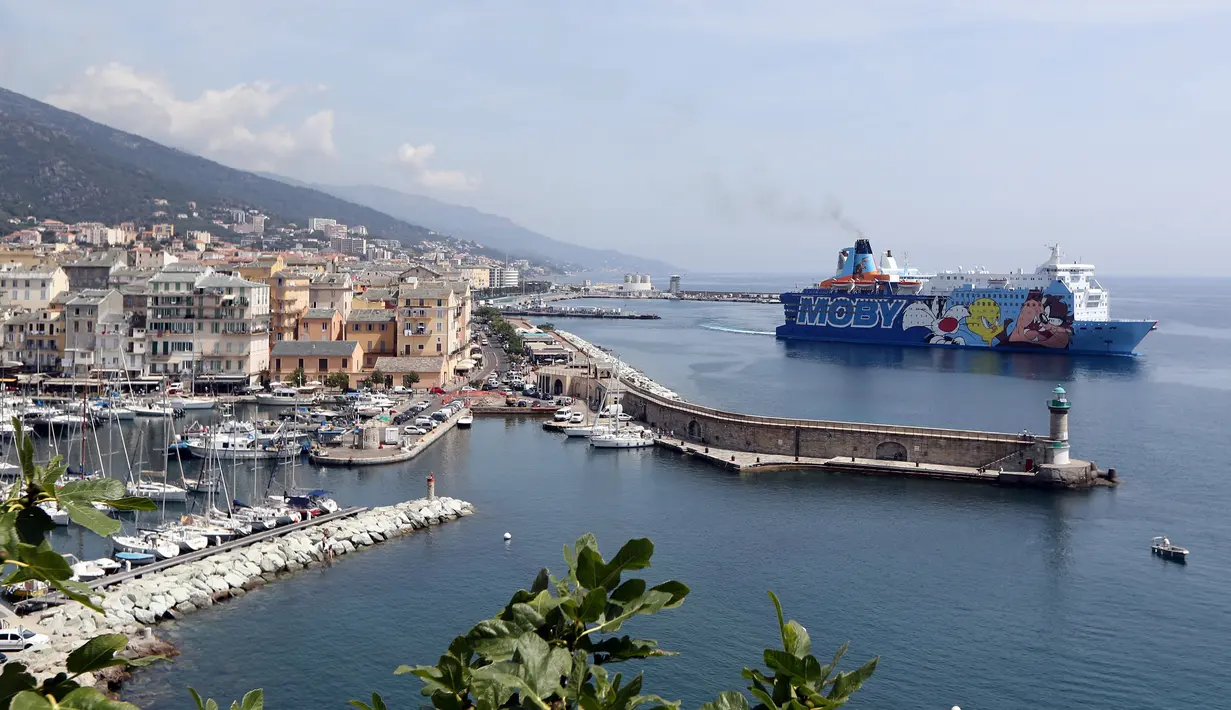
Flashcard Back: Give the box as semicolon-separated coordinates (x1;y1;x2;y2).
700;323;775;336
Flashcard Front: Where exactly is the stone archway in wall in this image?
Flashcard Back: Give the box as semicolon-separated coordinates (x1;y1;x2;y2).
687;419;701;439
553;379;564;396
875;441;909;461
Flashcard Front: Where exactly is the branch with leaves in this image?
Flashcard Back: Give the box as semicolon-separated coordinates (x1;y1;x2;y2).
357;534;876;710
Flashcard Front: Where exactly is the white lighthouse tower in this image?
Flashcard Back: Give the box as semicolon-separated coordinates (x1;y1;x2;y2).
1046;385;1070;465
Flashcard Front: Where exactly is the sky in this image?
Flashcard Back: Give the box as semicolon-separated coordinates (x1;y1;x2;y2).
2;1;1230;274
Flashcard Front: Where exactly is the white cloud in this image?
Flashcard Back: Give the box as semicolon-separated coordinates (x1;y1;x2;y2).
394;141;479;191
45;62;336;170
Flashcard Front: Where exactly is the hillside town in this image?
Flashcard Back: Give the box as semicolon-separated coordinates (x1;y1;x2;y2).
0;206;553;391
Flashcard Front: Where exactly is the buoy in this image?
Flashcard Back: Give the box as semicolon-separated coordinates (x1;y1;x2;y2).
503;532;512;540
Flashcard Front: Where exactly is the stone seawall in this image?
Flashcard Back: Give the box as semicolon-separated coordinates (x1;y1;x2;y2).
19;496;474;687
621;384;1050;472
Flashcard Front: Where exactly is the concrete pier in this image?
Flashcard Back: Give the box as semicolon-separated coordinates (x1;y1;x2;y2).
16;496;475;686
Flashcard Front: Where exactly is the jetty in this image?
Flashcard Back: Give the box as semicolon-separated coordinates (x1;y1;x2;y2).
548;329;1116;489
15;495;474;686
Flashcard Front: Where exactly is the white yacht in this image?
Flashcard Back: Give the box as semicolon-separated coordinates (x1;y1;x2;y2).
256;388;314;406
171;397;216;410
126;480;188;504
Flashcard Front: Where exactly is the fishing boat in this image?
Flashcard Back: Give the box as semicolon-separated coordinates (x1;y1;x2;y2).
1151;536;1189;563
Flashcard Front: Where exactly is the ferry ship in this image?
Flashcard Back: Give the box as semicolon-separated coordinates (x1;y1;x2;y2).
776;240;1155;355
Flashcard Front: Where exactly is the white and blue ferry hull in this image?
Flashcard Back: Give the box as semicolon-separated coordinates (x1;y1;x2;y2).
776;291;1155;356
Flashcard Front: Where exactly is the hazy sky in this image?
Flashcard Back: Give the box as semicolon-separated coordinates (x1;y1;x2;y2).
2;1;1229;274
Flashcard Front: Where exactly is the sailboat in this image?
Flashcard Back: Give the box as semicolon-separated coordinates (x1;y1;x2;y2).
588;365;655;449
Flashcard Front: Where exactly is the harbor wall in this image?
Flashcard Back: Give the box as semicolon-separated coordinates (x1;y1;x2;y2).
18;496;474;687
620;384;1050;471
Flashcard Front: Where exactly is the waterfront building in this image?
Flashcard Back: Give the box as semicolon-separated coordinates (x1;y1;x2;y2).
1;309;63;373
372;355;447;388
344;309;397;368
61;289;123;377
489;266;520;289
395;282;472;377
270;340;363;384
146;265;270;383
668;275;681;294
0;265;68;309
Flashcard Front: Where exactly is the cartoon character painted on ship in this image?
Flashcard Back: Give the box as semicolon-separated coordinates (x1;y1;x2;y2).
901;300;971;345
1004;289;1073;348
965;298;1004;345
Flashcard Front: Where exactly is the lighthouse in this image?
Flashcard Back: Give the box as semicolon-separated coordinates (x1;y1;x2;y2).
1046;385;1070;465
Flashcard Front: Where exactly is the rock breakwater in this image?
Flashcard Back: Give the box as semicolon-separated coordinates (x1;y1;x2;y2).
18;496;474;688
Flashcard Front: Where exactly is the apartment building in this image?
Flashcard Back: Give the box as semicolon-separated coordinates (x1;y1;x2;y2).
344;309;397;368
394;283;471;374
269;270;310;344
270;340;362;384
299;308;343;342
0;265;68;309
309;272;353;320
1;309;62;373
61;289;123;376
146;265;271;383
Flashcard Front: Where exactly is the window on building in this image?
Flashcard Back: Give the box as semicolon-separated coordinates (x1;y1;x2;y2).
322;323;327;332
342;358;348;368
298;358;304;369
379;323;386;331
275;358;281;372
353;324;360;331
418;344;424;351
319;358;328;372
226;360;232;370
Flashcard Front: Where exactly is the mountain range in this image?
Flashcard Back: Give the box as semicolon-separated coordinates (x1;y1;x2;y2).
0;85;673;273
259;177;676;274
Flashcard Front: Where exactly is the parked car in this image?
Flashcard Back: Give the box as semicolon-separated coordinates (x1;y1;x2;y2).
0;628;47;652
460;386;478;393
390;385;410;394
481;383;495;391
517;399;530;408
569;411;585;423
414;416;434;428
429;386;447;395
554;408;572;422
431;410;450;421
404;426;427;435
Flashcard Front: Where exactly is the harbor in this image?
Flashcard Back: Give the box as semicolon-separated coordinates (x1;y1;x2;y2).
17;494;473;686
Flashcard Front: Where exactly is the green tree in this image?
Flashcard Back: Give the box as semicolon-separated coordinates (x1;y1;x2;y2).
364;367;386;390
325;372;351;390
538;322;555;331
357;535;876;710
403;373;420;388
290;365;307;387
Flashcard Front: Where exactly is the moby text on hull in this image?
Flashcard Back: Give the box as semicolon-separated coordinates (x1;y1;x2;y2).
775;240;1156;355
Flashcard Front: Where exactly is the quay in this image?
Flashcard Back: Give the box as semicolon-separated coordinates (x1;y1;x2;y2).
14;495;475;686
545;329;1116;489
498;308;659;320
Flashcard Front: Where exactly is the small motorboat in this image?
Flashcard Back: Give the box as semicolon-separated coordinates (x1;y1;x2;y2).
457;412;473;428
114;551;155;567
1151;536;1189;563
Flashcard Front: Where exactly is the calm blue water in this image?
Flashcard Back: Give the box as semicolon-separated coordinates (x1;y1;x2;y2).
113;276;1229;709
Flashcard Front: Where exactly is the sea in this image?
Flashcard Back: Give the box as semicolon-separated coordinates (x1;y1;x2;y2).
42;274;1227;709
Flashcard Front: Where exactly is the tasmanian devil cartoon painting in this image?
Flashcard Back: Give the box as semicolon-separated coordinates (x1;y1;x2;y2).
1004;289;1074;349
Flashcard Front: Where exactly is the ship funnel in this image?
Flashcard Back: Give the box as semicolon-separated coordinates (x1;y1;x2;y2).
880;250;899;273
835;248;849;274
837;239;879;277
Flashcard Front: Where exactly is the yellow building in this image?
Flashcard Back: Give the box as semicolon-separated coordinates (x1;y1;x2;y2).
299;308;344;342
458;266;491;289
395;281;472;381
268;271;310;344
235;255;285;283
344;309;397;368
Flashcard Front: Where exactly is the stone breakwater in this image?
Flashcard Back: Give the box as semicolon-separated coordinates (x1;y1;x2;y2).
19;496;474;687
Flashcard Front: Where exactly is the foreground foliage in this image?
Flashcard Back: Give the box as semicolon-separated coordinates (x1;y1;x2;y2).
0;420;261;709
360;535;877;710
